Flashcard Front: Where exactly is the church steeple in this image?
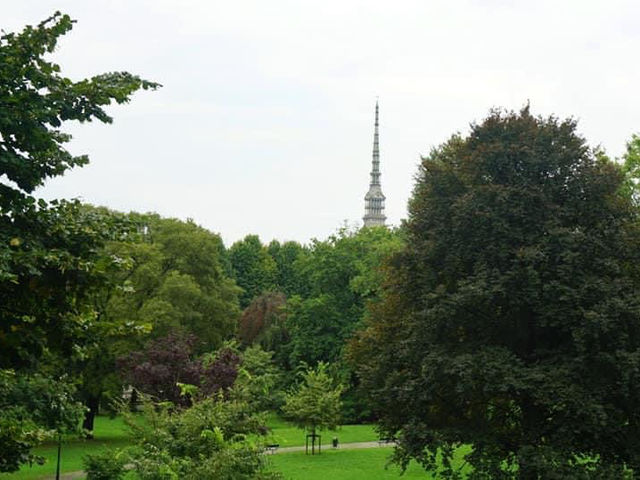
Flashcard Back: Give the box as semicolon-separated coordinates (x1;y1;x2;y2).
363;100;386;227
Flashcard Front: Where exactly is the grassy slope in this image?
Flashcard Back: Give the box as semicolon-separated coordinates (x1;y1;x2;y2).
0;416;131;480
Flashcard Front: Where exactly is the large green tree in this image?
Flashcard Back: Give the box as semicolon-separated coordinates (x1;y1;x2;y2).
0;12;158;368
286;226;403;368
0;12;157;471
229;235;278;308
75;213;240;432
352;108;640;478
105;214;240;349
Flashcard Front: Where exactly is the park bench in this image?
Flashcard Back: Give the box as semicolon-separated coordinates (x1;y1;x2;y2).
264;443;280;454
377;438;395;446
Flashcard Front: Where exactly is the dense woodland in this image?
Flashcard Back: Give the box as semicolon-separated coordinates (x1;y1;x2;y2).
3;12;640;480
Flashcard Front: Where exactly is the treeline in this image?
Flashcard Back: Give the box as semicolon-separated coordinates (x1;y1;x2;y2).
76;211;403;429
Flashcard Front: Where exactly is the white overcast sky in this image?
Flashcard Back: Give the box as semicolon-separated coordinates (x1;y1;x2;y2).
4;1;640;246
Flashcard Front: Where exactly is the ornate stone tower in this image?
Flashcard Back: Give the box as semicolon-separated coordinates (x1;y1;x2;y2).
363;100;386;227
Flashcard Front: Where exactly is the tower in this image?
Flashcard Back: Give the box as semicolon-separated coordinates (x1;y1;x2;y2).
363;100;386;227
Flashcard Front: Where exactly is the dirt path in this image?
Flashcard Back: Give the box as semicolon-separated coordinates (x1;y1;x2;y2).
42;441;395;479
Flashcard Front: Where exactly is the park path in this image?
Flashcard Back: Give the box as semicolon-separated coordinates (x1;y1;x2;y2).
45;441;395;479
274;440;394;453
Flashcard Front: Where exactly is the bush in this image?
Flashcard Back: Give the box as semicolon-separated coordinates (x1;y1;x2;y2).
125;397;281;479
83;449;127;480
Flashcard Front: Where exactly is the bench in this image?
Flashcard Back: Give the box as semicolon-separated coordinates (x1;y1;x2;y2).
264;444;279;454
377;438;395;446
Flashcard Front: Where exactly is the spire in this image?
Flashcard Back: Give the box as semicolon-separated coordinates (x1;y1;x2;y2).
363;100;386;227
371;100;380;186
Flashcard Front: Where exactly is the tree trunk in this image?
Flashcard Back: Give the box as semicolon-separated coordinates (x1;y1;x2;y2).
130;388;138;412
518;462;540;480
82;394;100;439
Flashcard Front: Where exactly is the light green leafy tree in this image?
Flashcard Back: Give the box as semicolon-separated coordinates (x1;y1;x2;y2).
282;362;342;453
122;395;282;480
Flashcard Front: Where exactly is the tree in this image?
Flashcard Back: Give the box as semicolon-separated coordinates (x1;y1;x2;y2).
282;362;342;454
237;291;287;347
621;133;640;204
352;108;640;478
101;214;240;352
0;12;157;368
267;240;309;297
0;12;157;470
229;235;277;308
123;396;281;479
234;345;285;412
118;333;240;406
0;371;84;472
286;227;403;368
74;213;240;433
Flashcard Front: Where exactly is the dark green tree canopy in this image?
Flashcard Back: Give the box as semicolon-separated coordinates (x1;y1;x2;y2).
0;12;159;371
353;108;640;478
0;12;157;471
229;234;278;308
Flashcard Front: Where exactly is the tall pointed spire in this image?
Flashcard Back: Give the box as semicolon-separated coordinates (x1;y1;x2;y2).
363;100;386;227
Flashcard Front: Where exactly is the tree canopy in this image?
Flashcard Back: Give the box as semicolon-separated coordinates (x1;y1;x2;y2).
0;12;157;471
0;12;158;371
352;107;640;479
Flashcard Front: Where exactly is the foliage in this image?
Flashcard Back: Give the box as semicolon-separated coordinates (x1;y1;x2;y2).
237;291;287;347
0;370;84;472
267;240;310;297
201;344;242;398
1;202;133;370
282;362;343;437
352;107;640;478
118;333;240;406
621;133;640;204
0;12;156;470
235;345;285;412
83;214;240;428
83;449;127;480
125;397;281;480
0;11;158;205
118;332;202;406
285;227;403;368
281;227;402;422
229;235;278;308
107;214;240;352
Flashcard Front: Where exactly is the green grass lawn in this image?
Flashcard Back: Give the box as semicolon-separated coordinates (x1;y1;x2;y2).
264;413;379;447
267;447;471;479
0;416;131;480
0;414;401;479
